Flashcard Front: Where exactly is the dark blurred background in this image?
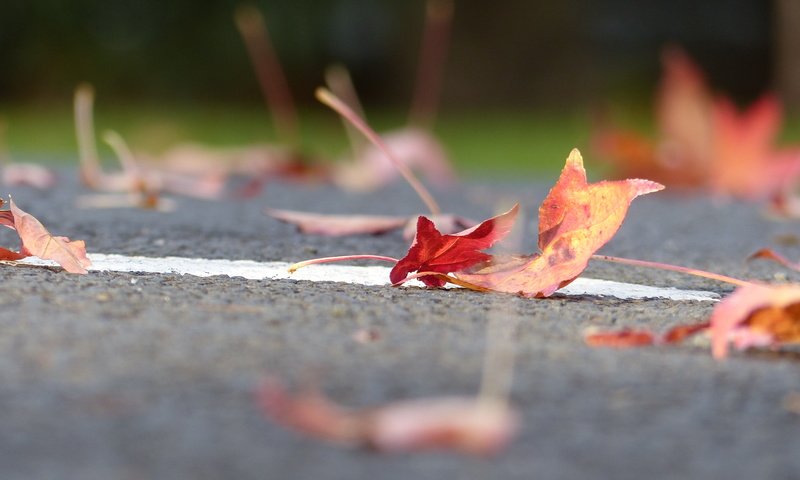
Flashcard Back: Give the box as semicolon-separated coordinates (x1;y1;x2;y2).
2;0;799;173
0;0;784;108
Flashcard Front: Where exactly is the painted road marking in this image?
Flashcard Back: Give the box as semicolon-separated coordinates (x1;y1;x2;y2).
16;253;720;302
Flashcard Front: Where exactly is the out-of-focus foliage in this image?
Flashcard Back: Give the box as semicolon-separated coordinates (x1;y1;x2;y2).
0;0;771;107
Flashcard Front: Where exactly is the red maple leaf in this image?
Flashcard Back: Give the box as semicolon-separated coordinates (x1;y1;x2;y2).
389;204;519;287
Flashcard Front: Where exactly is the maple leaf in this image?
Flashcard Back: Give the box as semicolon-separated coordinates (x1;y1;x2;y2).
0;198;91;274
595;47;800;204
389;204;519;287
257;378;518;456
708;96;800;201
454;149;663;297
593;47;713;188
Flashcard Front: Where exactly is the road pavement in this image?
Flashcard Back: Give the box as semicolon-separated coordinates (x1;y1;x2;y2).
1;172;799;479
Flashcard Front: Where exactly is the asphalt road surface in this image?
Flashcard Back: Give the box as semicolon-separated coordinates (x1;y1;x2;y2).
2;171;799;480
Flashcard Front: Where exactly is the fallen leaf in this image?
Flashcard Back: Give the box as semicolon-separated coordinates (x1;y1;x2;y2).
389;204;519;287
594;47;713;188
655;46;714;179
594;47;800;203
257;378;517;456
266;207;475;240
585;322;709;348
586;283;800;358
9;199;91;274
0;198;91;274
709;95;800;200
585;330;656;348
266;209;409;237
748;248;800;271
710;283;800;359
453;149;663;297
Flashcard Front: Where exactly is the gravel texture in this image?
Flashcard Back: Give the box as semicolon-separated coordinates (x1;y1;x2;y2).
1;172;800;480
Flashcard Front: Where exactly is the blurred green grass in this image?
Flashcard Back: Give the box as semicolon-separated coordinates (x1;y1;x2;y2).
0;102;593;179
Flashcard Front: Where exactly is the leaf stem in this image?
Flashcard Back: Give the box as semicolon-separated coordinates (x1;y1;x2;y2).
315;87;442;215
591;254;753;287
288;254;398;273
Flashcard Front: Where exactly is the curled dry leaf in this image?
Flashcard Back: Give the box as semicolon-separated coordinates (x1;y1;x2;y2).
585;322;710;348
265;207;475;239
710;283;800;359
390;204;519;287
587;283;800;359
0;198;91;274
454;149;663;297
266;208;408;237
257;378;518;456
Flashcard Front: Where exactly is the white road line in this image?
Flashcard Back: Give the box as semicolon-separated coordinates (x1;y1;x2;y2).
17;253;719;302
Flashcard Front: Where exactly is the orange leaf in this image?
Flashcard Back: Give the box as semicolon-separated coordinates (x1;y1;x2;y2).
457;149;663;297
709;96;800;200
585;330;656;348
594;47;713;188
257;378;518;456
655;47;714;178
585;322;710;349
710;283;800;359
8;198;91;274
